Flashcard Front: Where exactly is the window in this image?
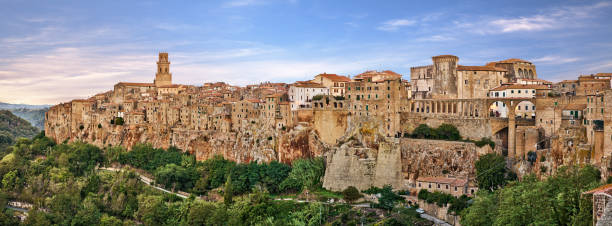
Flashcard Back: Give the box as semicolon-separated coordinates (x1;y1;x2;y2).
465;80;468;85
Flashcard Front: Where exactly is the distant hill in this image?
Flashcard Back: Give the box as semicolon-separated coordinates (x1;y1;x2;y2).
0;102;51;110
8;108;47;130
0;110;40;149
0;102;49;130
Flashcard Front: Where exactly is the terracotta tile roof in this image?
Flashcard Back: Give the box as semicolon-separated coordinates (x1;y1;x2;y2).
432;55;458;59
116;82;155;87
417;177;460;184
293;81;327;88
354;70;402;80
317;73;351;82
490;84;549;91
72;99;94;103
559;80;578;83
584;184;612;195
518;78;552;84
157;84;185;88
495;58;532;64
457;65;507;72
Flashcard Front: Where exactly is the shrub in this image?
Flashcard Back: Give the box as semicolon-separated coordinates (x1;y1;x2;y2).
362;186;383;195
474;137;495;149
312;95;324;101
411;124;437;139
342;186;362;203
436;124;462;141
114;117;124;125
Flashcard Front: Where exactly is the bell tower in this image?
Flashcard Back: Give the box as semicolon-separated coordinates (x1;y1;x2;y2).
154;52;172;87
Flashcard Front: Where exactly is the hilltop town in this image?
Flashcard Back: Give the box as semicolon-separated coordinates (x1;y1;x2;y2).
45;53;612;196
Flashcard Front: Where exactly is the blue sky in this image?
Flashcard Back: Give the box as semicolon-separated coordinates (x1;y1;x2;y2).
1;0;611;104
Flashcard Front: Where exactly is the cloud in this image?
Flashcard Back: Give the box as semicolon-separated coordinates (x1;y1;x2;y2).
223;0;265;7
378;19;416;31
416;35;455;42
490;16;556;33
530;55;580;64
455;1;612;34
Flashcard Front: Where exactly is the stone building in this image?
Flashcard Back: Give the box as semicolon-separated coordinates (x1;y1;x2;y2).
154;52;172;87
311;73;351;97
486;58;537;81
288;81;328;110
410;55;515;99
584;184;612;226
345;70;407;137
415;177;478;197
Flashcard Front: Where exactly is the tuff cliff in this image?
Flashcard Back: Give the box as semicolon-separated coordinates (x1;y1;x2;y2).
322;117;492;191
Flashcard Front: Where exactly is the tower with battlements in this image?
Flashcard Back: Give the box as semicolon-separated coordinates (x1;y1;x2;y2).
154;52;172;87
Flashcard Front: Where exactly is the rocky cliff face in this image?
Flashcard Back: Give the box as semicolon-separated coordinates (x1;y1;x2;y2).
323;117;491;191
47;110;329;164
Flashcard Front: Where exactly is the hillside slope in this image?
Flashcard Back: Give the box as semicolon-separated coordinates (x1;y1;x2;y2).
9;108;47;130
0;110;39;149
0;102;49;130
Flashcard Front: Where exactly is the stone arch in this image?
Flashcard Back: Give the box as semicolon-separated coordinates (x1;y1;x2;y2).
489;101;508;118
514;100;536;119
518;69;524;78
528;69;534;78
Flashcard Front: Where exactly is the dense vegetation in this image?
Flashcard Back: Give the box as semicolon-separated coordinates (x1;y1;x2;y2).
417;190;470;214
462;163;599;226
405;124;495;148
0;110;39;150
474;153;517;191
0;133;432;225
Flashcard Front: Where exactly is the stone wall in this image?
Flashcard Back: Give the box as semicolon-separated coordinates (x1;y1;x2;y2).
322;122;489;191
417;199;461;226
312;110;348;145
400;114;492;140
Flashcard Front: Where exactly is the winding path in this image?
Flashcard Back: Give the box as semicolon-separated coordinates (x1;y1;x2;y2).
97;167;189;199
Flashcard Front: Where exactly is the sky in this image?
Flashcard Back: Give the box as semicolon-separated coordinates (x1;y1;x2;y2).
1;0;612;105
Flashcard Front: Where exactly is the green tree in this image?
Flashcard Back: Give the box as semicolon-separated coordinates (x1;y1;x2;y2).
224;174;233;206
280;157;325;192
99;214;123;226
342;186;362;203
373;185;403;211
475;153;513;191
436;124;462;141
136;195;170;226
1;170;18;191
187;201;217;226
460;191;498;226
411;124;437;139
